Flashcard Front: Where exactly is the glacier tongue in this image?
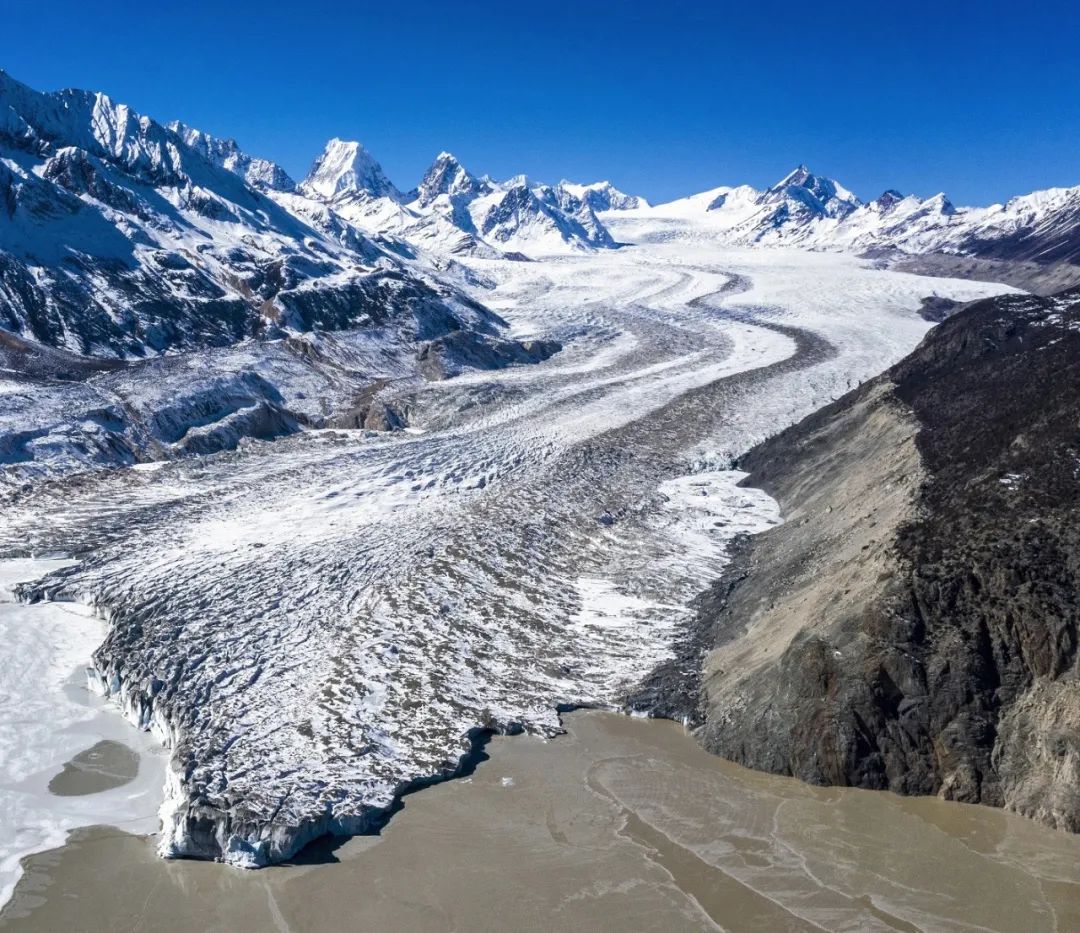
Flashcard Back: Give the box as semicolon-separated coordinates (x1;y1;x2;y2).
0;67;1069;872
1;243;1016;866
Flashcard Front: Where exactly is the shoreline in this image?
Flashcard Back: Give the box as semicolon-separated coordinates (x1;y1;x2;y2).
4;710;1080;931
0;559;167;911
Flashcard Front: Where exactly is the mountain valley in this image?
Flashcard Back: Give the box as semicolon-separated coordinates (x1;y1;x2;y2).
1;68;1079;921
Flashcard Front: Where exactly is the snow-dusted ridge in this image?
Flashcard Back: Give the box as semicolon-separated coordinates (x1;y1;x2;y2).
0;68;517;363
168;121;296;192
603;162;1080;265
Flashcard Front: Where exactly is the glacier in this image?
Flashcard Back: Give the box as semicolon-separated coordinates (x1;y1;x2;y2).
0;69;1063;877
2;243;1015;868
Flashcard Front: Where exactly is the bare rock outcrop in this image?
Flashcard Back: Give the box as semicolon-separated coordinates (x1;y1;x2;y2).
650;289;1080;829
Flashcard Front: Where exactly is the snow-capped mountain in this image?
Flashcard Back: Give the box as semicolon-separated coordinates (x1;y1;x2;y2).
558;179;648;211
0;70;499;359
167;122;296;192
604;163;1080;267
413;151;489;206
299;138;404;202
5;62;1080;364
289;144;617;256
703;166;862;244
467;176;616;252
757;165;861;219
955;186;1080;264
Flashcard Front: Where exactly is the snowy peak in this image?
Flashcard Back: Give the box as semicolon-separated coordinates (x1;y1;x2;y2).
0;69;189;187
558;179;648;211
764;164;815;194
476;178;615;252
168;122;295;191
759;165;861;220
301;138;402;202
393;161;618;255
924;192;956;216
414;151;486;206
0;70;501;360
873;189;906;212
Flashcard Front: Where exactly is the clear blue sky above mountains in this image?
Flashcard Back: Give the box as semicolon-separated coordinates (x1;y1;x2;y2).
4;0;1079;205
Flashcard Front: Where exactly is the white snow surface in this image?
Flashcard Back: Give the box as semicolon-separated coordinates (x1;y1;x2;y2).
0;560;166;910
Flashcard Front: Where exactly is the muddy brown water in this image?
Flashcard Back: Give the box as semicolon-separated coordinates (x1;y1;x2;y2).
46;740;140;797
4;712;1080;932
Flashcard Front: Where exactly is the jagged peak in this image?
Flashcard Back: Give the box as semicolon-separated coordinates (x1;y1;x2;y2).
766;164;852;198
302;137;402;202
873;189;906;211
502;173;534;190
168;121;295;192
414;151;486;206
923;192;956;215
772;164;813;189
759;164;861;219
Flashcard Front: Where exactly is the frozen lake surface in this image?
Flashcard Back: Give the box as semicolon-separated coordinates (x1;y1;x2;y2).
0;560;166;909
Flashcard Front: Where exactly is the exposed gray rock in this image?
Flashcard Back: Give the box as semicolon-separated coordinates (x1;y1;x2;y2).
648;289;1080;830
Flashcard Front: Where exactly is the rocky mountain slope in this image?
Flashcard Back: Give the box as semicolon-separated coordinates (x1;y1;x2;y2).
0;69;503;361
0;71;566;483
637;289;1080;830
167;122;296;192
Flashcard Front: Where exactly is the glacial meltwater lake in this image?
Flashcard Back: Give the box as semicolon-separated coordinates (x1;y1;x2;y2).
3;710;1080;931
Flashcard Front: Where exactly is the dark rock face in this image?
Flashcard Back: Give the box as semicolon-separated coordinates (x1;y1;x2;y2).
0;70;506;361
657;290;1080;830
416;333;561;381
916;294;964;322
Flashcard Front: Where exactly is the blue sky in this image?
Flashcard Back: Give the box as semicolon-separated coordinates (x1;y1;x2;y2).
3;0;1079;204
